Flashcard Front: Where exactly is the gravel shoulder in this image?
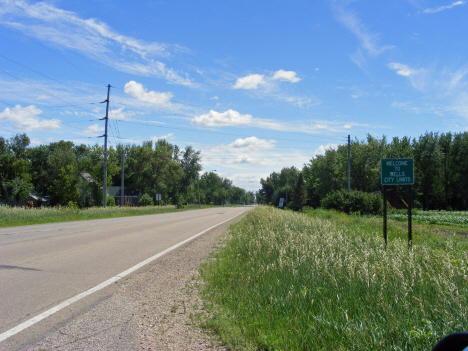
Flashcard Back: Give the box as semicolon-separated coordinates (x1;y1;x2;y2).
116;215;241;350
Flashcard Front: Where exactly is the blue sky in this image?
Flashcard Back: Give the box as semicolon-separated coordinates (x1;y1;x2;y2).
0;0;467;192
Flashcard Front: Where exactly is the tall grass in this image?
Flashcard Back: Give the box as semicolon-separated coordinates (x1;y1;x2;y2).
0;204;207;227
200;206;468;350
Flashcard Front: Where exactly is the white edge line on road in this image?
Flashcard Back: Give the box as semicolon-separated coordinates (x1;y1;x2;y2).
0;209;250;343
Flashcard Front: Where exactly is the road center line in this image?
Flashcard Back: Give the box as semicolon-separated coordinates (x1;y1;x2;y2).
0;209;249;343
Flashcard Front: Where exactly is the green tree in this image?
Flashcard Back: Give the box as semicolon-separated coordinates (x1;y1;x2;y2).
413;132;444;210
289;172;306;211
48;165;81;205
6;177;34;203
126;140;183;204
451;132;468;210
180;146;202;202
0;133;33;204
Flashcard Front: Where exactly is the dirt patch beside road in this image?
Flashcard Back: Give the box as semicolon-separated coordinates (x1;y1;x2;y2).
117;218;240;350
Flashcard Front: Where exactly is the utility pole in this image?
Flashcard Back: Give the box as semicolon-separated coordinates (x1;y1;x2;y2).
347;134;351;193
102;84;110;208
197;173;201;208
121;148;125;207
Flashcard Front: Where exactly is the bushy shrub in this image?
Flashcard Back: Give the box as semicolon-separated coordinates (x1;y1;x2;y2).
106;196;116;207
321;190;382;215
67;200;78;208
138;193;153;207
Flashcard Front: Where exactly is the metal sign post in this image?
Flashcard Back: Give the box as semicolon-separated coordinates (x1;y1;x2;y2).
381;159;414;247
383;185;387;248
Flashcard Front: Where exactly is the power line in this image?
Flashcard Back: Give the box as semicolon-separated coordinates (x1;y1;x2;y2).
0;20;107;85
114;119;345;144
0;54;102;99
0;99;92;132
109;104;122;141
109;104;345;142
0;69;100;115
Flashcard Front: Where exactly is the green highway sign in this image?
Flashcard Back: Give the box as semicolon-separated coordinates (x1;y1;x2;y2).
381;158;414;185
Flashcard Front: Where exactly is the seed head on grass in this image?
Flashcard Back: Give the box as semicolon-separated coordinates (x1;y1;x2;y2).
200;206;468;351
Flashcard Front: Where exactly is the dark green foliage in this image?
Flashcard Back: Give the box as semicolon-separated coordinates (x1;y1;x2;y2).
289;172;306;211
321;189;382;215
48;165;81;206
138;193;153;206
259;167;299;206
258;132;468;211
1;132;251;208
0;134;34;204
5;177;34;203
106;196;116;207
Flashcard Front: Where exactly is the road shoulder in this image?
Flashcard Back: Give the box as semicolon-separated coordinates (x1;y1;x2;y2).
116;215;239;350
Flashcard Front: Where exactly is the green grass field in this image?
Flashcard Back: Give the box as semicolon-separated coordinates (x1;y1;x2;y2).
200;206;468;350
0;204;220;227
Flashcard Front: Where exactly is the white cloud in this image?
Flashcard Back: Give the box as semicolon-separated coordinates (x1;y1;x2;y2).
392;101;421;114
232;70;311;106
229;136;276;149
191;109;369;134
446;67;468;91
424;1;466;13
0;1;194;86
272;70;301;83
124;81;173;106
226;155;257;165
387;63;414;77
334;4;393;56
109;107;144;121
313;144;339;157
387;62;428;90
234;70;301;90
29;138;42;146
0;105;61;132
332;2;393;69
150;133;174;142
83;124;104;134
191;109;253;127
228;173;267;192
203;137;277;167
233;74;267;90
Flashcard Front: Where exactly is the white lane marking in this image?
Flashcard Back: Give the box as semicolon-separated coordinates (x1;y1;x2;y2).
0;209;249;343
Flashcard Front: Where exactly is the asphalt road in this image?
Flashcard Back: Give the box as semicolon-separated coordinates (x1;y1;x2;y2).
0;206;251;350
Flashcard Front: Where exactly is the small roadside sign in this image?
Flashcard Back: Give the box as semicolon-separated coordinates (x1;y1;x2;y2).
155;194;161;201
381;158;414;248
278;198;284;208
381;158;414;185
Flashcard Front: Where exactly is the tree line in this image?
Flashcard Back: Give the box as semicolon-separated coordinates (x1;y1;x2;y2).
258;132;468;211
0;133;254;207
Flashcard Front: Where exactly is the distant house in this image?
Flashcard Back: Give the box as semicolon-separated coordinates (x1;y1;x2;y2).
25;191;49;207
108;186;140;206
80;172;98;206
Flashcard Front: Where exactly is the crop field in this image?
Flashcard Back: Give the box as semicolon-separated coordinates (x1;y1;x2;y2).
200;206;468;350
389;210;468;228
0;204;212;227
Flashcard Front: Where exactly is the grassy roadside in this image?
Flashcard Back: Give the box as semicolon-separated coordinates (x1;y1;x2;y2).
0;204;228;227
200;206;468;350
